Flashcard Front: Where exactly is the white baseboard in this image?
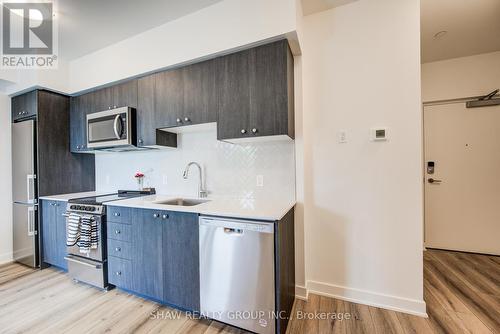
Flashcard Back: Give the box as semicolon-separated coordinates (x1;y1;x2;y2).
0;251;13;265
295;285;308;301
306;280;427;318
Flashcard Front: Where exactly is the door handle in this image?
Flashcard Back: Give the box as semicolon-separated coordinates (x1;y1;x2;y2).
26;174;36;204
27;206;35;236
113;115;122;139
64;256;102;269
428;178;442;184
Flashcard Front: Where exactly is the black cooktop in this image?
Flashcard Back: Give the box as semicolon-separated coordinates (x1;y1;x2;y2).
69;189;155;205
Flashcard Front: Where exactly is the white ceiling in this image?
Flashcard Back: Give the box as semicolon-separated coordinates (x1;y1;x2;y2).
421;0;500;63
301;0;358;16
57;0;223;60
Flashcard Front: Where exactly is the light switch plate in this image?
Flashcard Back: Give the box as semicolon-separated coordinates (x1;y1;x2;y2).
256;175;264;187
337;130;347;143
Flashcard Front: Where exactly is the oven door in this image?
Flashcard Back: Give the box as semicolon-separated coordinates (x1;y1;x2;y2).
87;107;133;148
66;214;106;262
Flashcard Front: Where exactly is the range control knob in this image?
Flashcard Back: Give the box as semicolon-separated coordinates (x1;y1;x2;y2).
90;207;96;212
70;205;76;210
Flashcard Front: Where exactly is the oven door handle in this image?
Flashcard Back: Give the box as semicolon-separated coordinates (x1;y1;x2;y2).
64;256;102;269
113;114;122;139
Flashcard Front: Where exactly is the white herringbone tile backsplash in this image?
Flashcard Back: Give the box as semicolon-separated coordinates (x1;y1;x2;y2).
95;128;296;202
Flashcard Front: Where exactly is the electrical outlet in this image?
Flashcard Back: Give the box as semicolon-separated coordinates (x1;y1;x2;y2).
256;175;264;187
338;130;347;143
162;175;168;185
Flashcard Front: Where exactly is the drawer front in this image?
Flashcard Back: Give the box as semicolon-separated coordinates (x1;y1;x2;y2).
107;206;132;224
108;256;133;289
107;222;131;242
108;239;132;260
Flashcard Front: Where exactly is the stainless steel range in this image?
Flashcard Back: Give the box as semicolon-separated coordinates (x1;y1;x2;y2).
64;190;154;289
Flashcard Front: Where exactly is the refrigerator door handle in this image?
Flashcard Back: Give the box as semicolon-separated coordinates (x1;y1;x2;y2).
26;174;36;204
27;206;36;236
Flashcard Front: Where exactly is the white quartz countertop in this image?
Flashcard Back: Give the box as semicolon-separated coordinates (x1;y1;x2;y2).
39;191;110;201
108;195;296;221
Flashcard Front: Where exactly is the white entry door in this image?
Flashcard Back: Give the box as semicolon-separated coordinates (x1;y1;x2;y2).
424;102;500;255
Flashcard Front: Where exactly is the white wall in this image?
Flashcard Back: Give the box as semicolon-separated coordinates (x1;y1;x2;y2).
95;128;296;203
0;94;13;264
300;0;425;315
422;51;500;102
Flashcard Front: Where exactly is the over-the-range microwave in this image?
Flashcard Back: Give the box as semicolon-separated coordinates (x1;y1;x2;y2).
86;107;136;150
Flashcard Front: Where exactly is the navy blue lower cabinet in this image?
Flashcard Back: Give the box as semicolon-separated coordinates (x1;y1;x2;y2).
105;206;200;311
162;212;200;311
108;256;133;290
130;208;164;301
41;199;67;270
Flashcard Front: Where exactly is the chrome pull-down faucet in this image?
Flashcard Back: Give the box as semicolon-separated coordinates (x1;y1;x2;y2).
183;162;207;198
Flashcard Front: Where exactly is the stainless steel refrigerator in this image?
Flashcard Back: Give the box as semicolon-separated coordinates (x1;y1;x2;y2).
12;119;38;268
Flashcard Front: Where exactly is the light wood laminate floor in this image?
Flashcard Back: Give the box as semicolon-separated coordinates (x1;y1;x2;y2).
0;249;498;333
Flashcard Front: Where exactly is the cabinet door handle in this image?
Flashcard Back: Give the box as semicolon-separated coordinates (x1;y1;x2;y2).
184;117;190;122
162;214;169;220
153;213;160;218
114;212;120;217
241;129;247;134
176;118;182;123
115;247;121;252
115;230;121;234
252;128;258;134
115;271;122;276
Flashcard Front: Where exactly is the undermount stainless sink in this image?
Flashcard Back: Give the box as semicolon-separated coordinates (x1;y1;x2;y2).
154;198;210;206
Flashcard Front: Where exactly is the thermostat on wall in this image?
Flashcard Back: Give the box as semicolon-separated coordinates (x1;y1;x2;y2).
371;128;388;141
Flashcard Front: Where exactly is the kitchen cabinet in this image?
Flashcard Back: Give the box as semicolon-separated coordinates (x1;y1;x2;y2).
41;199;67;270
11;90;37;121
106;206;199;310
162;211;199;311
87;80;138;112
153;59;217;129
136;74;177;148
69;95;89;152
154;68;184;128
217;39;294;141
130;209;163;301
181;59;218;126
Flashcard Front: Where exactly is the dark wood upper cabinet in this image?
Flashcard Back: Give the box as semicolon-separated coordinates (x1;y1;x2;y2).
137;75;177;148
70;39;294;148
217;39;294;141
69;95;88;152
216;48;252;140
109;80;138;109
181;59;218;125
137;75;156;147
146;58;217;129
154;68;184;127
12;90;37;121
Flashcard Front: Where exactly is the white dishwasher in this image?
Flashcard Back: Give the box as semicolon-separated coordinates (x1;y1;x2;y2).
199;216;275;334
